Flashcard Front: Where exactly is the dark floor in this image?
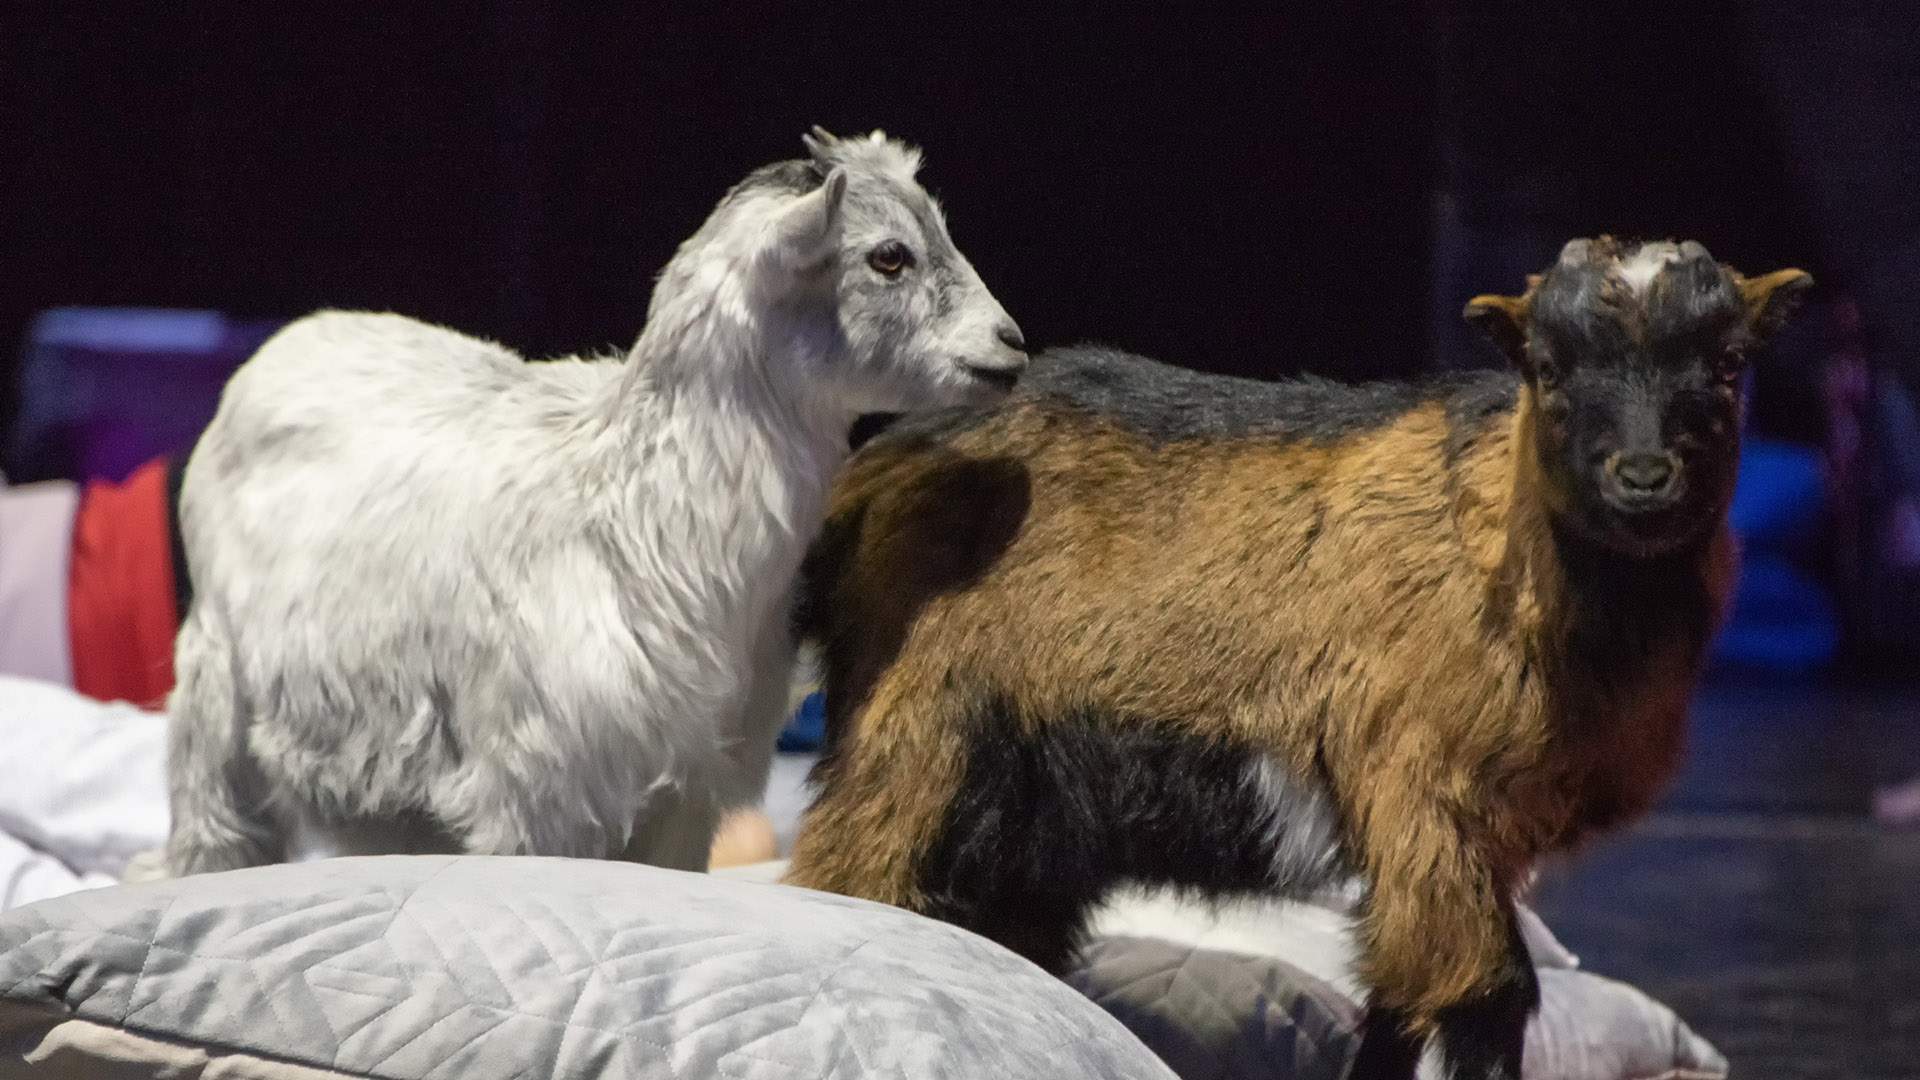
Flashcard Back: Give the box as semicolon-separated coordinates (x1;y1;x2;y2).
1531;676;1920;1080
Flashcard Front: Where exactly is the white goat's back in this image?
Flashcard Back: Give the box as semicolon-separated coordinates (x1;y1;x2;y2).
174;312;708;864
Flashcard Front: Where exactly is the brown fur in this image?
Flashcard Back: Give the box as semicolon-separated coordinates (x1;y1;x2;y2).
788;386;1731;1023
787;247;1809;1062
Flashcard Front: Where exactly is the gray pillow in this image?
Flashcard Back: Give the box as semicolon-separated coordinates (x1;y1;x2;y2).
1068;891;1729;1080
1067;936;1360;1080
0;855;1175;1080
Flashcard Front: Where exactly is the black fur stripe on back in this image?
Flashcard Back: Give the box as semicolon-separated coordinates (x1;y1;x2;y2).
865;346;1520;453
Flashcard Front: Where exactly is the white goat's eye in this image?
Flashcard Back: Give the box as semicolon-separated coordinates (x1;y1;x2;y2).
867;241;911;276
1534;356;1561;389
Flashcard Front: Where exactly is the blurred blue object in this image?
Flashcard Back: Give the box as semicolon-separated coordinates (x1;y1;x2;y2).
778;690;826;752
1713;437;1839;670
1728;437;1826;551
1716;556;1842;672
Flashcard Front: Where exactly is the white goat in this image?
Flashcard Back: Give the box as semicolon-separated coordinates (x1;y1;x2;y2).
163;128;1026;875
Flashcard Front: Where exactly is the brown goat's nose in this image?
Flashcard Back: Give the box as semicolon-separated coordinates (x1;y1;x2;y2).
1611;453;1675;494
996;322;1027;354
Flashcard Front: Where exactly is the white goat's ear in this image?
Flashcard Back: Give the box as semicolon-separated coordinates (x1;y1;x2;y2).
770;167;847;267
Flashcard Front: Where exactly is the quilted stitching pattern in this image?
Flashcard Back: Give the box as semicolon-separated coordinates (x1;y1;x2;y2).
1065;936;1358;1080
1062;936;1731;1080
0;856;1175;1080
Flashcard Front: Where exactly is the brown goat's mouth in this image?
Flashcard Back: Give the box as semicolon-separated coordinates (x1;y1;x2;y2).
1592;500;1712;557
1600;489;1686;520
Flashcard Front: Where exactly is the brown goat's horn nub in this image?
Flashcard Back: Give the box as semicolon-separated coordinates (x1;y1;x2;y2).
1677;240;1715;265
1557;238;1594;267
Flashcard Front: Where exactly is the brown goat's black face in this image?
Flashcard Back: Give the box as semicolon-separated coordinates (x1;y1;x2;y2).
1466;238;1811;557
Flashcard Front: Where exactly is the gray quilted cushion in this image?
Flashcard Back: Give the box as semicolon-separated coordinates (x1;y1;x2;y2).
1066;936;1358;1080
1064;932;1730;1080
0;855;1175;1080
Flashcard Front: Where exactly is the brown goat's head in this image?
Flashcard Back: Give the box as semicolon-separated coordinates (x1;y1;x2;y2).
1464;237;1811;556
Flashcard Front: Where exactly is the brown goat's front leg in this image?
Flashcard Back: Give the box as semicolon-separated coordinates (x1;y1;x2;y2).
1350;788;1538;1079
1429;913;1536;1079
1352;916;1535;1080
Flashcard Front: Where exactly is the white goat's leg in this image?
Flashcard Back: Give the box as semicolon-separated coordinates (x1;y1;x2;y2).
621;787;722;873
723;614;805;810
431;745;620;860
163;608;285;875
287;809;460;861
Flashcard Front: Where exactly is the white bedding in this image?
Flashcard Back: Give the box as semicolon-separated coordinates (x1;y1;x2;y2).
0;675;821;910
0;676;168;908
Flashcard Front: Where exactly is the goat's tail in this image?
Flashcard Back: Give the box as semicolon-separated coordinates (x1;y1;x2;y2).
163;604;280;875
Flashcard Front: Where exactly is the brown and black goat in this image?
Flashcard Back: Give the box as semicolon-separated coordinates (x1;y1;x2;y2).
783;237;1810;1079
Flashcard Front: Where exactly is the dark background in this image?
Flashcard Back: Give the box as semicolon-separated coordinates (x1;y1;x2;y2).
2;5;1439;394
12;3;1920;495
8;4;1877;415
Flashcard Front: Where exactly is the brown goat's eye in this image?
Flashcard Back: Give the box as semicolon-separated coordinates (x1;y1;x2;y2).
867;241;912;276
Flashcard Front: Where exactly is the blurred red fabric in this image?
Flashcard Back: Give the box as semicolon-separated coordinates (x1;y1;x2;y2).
67;458;176;708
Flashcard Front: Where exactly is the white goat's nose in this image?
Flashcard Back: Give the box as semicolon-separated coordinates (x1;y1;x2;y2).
996;321;1027;354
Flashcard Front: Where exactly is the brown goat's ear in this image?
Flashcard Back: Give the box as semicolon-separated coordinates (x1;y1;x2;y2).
1462;293;1531;367
1738;268;1813;337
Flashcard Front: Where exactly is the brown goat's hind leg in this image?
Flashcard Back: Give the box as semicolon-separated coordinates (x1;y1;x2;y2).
782;683;971;911
785;685;1093;972
923;893;1088;976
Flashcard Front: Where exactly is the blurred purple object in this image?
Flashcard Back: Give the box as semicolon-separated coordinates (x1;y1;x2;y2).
8;308;284;484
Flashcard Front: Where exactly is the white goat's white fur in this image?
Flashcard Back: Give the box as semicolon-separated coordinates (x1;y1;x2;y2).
164;129;1023;875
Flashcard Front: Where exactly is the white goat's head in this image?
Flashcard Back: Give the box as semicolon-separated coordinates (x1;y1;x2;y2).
654;127;1027;414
